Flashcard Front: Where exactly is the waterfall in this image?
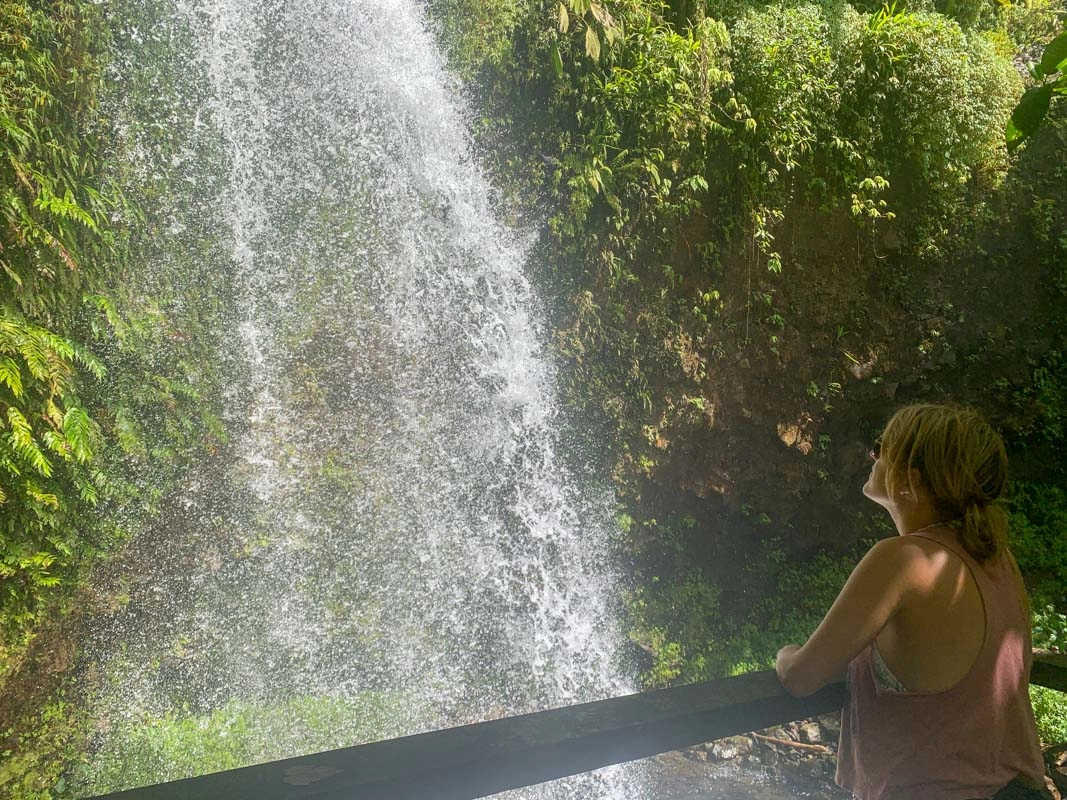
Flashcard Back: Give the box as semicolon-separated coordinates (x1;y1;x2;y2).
76;2;648;798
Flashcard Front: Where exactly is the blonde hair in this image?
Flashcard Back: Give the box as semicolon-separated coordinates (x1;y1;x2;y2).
880;403;1009;562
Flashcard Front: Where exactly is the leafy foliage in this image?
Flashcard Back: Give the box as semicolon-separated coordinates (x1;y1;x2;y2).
0;1;118;628
71;693;414;797
0;0;228;646
1007;26;1067;149
430;4;1067;750
0;2;116;317
1030;685;1067;744
1008;481;1067;610
0;314;107;623
627;538;868;687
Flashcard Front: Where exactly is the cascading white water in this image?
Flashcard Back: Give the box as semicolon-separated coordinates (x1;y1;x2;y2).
76;2;649;798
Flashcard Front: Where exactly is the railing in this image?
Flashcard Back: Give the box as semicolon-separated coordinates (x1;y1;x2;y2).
87;652;1067;800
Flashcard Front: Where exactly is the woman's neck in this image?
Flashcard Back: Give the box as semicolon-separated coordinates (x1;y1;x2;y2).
890;502;946;536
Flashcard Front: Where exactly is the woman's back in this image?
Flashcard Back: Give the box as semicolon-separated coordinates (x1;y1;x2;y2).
837;526;1045;800
876;528;986;693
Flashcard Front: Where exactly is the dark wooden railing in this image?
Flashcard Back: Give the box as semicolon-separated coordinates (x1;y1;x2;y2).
86;652;1067;800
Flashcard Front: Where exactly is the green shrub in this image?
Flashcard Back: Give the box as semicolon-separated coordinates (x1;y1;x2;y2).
1001;0;1065;48
1009;481;1067;607
1032;604;1067;651
553;11;735;245
627;568;723;686
1030;685;1067;744
842;6;1019;238
71;693;414;797
0;682;90;800
730;4;851;184
425;0;529;80
627;542;868;686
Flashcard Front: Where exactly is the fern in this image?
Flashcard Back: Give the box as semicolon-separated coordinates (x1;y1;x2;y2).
62;405;94;463
33;185;97;230
24;481;60;510
71;340;105;379
0;355;23;397
41;429;71;459
6;407;52;477
16;332;55;382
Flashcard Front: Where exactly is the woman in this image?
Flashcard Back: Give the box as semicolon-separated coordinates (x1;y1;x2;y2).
775;403;1048;799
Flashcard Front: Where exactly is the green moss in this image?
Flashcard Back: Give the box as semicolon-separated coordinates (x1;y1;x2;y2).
1030;685;1067;745
627;542;869;686
0;683;91;800
71;693;416;797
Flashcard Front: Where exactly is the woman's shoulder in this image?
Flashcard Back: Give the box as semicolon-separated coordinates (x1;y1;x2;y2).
865;533;942;561
864;533;960;589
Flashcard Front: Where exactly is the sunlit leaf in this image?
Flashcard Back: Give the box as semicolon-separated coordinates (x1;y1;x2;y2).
589;2;614;27
558;2;569;33
63;406;94;463
585;26;601;61
0;357;24;398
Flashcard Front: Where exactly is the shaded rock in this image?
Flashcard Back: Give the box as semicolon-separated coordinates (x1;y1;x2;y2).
798;721;824;744
818;712;842;740
707;735;754;761
762;725;790;740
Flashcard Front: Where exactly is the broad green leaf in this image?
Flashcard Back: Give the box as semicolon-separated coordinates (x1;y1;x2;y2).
1035;32;1067;78
1007;84;1054;150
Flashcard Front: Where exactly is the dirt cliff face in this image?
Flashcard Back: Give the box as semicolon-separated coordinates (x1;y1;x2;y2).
613;120;1067;595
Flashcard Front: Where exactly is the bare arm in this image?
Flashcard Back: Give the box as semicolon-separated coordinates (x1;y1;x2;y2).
775;537;922;697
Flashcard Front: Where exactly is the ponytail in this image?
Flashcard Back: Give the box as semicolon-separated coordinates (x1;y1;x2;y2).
958;499;1007;563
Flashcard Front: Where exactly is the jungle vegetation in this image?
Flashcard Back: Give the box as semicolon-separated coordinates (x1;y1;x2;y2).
2;2;229;794
0;0;1065;795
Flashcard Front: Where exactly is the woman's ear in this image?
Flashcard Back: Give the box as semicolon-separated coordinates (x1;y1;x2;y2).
903;468;929;501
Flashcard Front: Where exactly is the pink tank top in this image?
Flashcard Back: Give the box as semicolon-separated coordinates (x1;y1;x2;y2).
836;527;1045;800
